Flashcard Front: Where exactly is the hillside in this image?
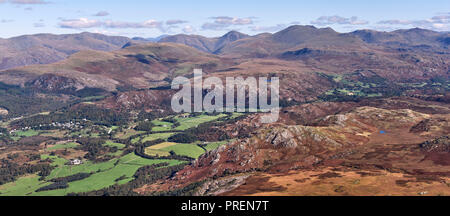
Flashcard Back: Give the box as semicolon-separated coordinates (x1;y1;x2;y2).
159;31;249;54
161;25;450;59
0;25;447;111
136;100;450;196
0;42;227;91
349;28;450;50
0;32;132;70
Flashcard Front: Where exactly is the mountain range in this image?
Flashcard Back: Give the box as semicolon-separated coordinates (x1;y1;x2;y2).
161;25;449;57
0;25;447;97
1;25;448;72
0;25;449;196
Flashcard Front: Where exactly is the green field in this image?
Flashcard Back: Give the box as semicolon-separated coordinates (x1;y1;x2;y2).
144;142;206;158
1;153;186;196
161;144;205;158
107;150;124;157
41;154;68;166
151;120;174;132
34;153;184;196
0;175;51;196
174;114;227;130
132;132;176;144
15;129;39;137
144;142;177;157
11;129;40;140
104;140;126;149
0;111;238;196
46;158;118;180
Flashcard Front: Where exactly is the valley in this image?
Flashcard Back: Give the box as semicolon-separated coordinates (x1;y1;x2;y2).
0;25;448;196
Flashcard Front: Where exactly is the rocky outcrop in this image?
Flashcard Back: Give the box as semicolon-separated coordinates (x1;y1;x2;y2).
143;111;373;194
193;175;251;196
410;119;432;133
98;89;174;110
420;136;450;153
25;74;84;92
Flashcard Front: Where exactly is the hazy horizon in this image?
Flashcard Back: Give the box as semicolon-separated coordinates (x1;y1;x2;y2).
0;24;448;40
0;0;448;38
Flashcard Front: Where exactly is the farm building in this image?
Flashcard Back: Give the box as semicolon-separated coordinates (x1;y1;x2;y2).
70;159;83;165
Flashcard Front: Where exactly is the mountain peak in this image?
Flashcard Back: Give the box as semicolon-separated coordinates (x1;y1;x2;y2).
272;25;339;45
220;31;249;41
393;27;437;35
274;25;337;36
291;24;316;29
282;25;318;32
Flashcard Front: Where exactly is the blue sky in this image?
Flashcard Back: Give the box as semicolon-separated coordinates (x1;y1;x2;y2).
0;0;448;38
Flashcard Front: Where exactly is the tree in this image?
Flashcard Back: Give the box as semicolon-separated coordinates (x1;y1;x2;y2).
168;133;197;143
134;121;154;132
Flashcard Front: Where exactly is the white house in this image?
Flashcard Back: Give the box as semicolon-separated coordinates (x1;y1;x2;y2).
70;159;82;165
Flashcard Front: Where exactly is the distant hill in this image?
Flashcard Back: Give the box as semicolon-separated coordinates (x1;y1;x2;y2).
0;25;447;97
0;42;227;91
214;25;368;57
160;26;370;57
160;25;449;58
349;28;450;50
2;26;446;71
0;32;132;70
159;31;249;53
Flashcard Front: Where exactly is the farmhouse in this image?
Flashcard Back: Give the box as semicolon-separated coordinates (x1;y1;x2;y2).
70;159;83;165
180;113;190;118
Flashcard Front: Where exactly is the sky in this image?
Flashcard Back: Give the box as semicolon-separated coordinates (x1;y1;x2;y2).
0;0;448;38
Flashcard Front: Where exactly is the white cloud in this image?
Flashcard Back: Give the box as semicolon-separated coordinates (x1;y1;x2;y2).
142;20;162;28
430;15;450;23
202;16;254;31
212;16;253;25
432;23;445;29
378;20;414;25
182;25;196;33
59;18;165;31
93;11;109;17
377;13;450;31
59;18;102;28
91;29;122;36
311;15;368;25
166;20;188;25
249;24;286;32
103;19;162;29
